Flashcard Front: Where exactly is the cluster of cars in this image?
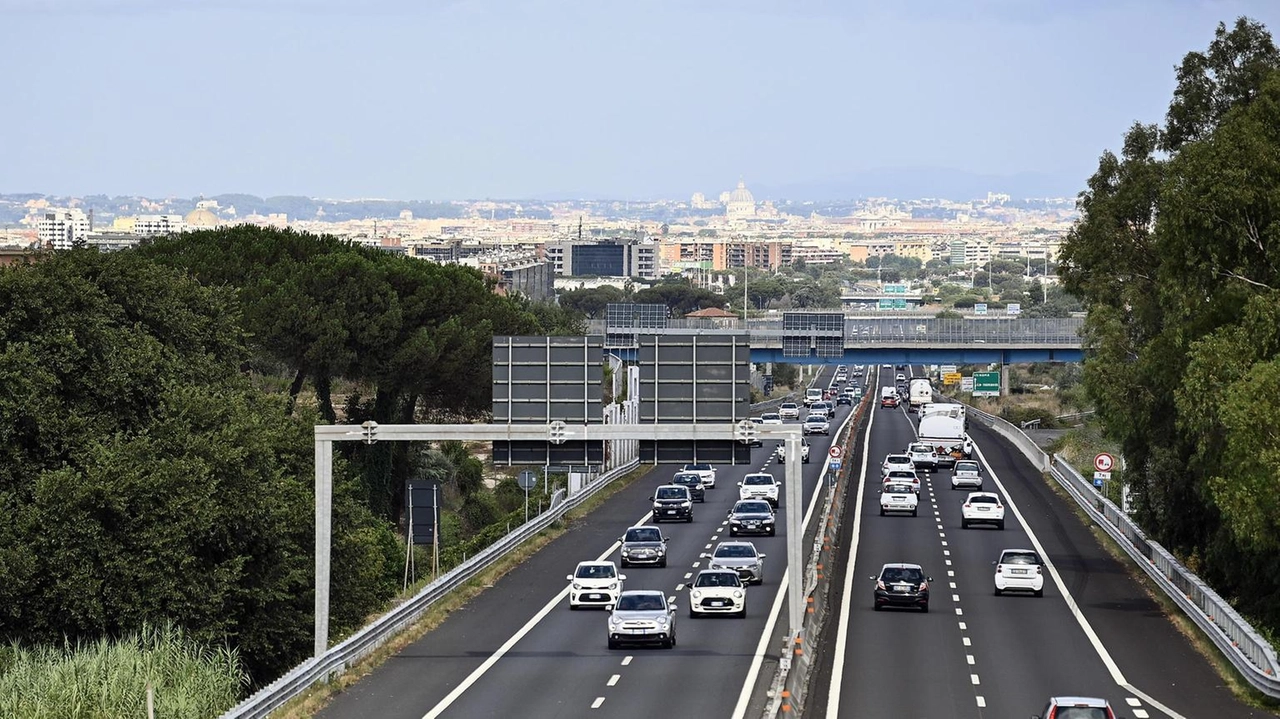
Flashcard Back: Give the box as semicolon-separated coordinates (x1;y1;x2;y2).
583;460;781;649
873;435;1045;609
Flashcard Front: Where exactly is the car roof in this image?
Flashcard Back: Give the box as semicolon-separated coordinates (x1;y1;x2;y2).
734;500;772;509
716;540;756;549
576;560;615;568
697;568;740;577
885;454;910;460
627;524;660;531
619;589;664;598
999;548;1038;557
967;491;999;499
880;562;923;570
744;472;775;479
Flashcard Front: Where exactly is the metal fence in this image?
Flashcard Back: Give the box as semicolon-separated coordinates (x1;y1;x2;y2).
588;317;1083;347
218;457;641;719
963;404;1280;697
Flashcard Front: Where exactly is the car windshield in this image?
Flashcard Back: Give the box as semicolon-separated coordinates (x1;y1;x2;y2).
656;487;686;500
685;464;711;472
881;567;924;583
888;471;915;479
887;456;909;464
970;495;999;504
625;528;660;542
736;501;771;513
806;415;825;422
694;572;741;588
910;444;932;453
743;475;773;486
576;564;615;579
1053;709;1110;719
715;545;756;558
955;461;979;473
673;474;700;485
616;594;665;611
1001;552;1040;565
781;403;797;409
762;413;781;421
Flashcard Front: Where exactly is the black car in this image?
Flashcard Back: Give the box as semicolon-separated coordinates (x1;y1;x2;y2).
650;485;693;523
728;499;776;537
619;525;667;568
836;393;853;406
872;563;931;612
671;472;706;502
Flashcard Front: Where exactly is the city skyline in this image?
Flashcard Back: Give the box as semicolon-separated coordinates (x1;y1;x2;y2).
5;1;1280;200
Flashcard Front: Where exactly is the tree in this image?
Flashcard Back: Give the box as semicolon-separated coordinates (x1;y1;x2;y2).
772;363;799;388
557;285;625;318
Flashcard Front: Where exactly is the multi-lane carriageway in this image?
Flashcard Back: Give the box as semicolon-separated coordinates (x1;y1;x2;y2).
318;367;1266;719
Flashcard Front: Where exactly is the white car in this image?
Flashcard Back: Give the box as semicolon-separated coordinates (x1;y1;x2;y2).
895;373;906;383
907;442;939;472
778;402;800;420
804;388;823;406
688;569;747;617
739;473;780;507
802;413;830;435
776;438;811;464
882;469;921;494
881;454;914;477
607;590;677;649
961;491;1005;529
951;459;983;490
880;482;919;516
993;548;1044;597
681;463;716;489
760;413;783;425
567;561;625;610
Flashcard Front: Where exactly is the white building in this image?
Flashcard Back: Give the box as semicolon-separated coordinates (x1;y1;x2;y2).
133;214;186;237
38;209;91;250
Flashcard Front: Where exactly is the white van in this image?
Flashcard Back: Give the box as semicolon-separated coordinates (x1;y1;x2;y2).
804;388;823;407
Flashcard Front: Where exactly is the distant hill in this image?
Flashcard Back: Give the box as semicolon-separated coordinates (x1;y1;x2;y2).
751;167;1084;202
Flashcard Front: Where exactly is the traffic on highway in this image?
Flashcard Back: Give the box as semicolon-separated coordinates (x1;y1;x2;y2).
317;365;1260;719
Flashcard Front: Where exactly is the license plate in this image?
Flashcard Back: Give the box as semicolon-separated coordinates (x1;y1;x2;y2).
1011;569;1027;575
978;507;989;511
711;599;726;606
666;510;677;515
746;521;758;527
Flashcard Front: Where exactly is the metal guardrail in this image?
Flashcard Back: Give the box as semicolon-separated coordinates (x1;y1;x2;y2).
219;457;642;719
962;404;1280;697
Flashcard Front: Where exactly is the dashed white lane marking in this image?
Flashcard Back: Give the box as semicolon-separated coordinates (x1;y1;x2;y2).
945;559;952;566
621;656;632;666
1133;711;1150;718
941;540;948;546
963;637;971;646
592;697;605;709
676;583;685;591
976;696;986;708
943;550;950;556
692;561;700;568
607;675;620;687
970;674;980;685
966;654;975;665
949;582;957;589
958;622;967;630
947;570;954;577
705;543;712;550
955;608;964;615
684;573;692;579
720;521;728;526
1126;698;1141;706
952;594;960;602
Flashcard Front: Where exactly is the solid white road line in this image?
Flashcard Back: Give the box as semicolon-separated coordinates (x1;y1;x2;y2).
733;376;861;719
972;439;1188;719
420;509;653;719
823;374;879;718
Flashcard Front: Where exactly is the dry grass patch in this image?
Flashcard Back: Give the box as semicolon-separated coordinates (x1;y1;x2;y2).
268;463;652;719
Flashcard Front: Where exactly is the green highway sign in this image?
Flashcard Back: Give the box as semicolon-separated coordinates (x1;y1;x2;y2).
973;370;1000;397
883;284;907;294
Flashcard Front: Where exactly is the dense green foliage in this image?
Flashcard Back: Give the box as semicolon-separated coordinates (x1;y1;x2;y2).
1059;17;1280;626
0;623;243;718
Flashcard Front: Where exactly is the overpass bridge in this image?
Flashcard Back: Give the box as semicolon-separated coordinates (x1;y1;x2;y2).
586;310;1084;364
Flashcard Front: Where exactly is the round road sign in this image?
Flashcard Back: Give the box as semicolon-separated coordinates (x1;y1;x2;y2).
1094;453;1115;472
828;445;843;459
518;470;538;490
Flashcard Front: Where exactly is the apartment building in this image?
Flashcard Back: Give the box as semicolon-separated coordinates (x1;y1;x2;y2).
543;238;658;279
133;214;186;237
661;237;792;272
37;209;91;250
465;250;555;301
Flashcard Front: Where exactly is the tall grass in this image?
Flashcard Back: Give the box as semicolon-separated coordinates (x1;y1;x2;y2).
0;622;246;719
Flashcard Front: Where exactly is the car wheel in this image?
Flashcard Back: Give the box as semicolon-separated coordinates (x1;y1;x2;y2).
608;638;619;650
879;507;885;516
668;632;676;648
620;560;628;568
737;607;747;618
569;602;579;611
686;515;693;523
921;601;929;613
658;558;667;568
689;609;697;618
911;509;918;517
873;603;882;611
997;520;1005;530
768;528;776;537
961;519;969;529
1034;588;1044;598
729;528;737;537
993;586;1002;596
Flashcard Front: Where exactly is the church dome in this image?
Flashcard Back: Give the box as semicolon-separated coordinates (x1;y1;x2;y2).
728;181;754;205
184;208;219;228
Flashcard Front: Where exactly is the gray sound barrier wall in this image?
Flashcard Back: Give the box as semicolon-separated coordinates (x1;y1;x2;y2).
637;333;752;464
492;336;604;465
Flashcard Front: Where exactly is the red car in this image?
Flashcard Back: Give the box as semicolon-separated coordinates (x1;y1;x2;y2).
881;395;898;408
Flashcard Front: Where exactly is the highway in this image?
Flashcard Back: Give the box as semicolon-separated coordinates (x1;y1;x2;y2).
810;367;1267;718
317;369;850;719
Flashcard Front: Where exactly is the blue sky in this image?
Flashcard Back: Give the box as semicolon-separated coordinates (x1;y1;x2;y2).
4;0;1279;200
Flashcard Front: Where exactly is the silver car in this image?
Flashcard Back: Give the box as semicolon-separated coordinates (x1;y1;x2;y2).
607;590;677;649
707;541;767;584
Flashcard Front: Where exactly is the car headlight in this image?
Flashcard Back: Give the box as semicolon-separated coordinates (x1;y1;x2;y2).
763;518;774;524
681;501;691;508
730;518;741;524
621;548;630;556
656;546;666;555
733;590;743;598
692;590;702;599
655;616;669;626
573;583;583;590
607;582;618;590
709;563;724;570
609;617;621;628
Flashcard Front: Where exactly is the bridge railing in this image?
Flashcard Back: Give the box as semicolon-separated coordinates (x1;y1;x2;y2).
587;317;1084;346
961;402;1280;697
